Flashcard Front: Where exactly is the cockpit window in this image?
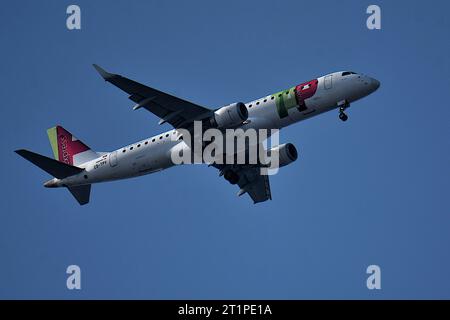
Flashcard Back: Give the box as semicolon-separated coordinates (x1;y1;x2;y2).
342;71;357;76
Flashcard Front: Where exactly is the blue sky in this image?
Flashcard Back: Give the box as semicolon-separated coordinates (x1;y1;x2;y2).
0;0;449;299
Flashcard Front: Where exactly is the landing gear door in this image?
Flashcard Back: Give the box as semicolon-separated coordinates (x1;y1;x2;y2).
109;151;118;167
324;75;332;89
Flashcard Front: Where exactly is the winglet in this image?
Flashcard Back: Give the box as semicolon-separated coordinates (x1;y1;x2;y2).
93;64;115;80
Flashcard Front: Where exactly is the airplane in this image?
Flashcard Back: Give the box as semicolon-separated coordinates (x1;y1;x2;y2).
16;66;380;205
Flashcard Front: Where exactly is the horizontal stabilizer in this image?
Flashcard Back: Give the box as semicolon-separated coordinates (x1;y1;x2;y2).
67;185;91;205
15;149;83;179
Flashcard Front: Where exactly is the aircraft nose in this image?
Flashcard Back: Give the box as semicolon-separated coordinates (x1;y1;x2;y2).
370;78;380;91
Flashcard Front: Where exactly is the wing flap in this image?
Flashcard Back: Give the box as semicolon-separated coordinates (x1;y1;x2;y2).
236;167;272;204
214;164;272;204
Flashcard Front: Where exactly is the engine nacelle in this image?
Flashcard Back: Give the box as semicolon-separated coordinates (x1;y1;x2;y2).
268;143;298;168
211;102;248;129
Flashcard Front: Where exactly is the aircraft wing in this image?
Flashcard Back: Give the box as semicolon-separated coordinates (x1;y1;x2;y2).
214;164;272;204
93;64;212;129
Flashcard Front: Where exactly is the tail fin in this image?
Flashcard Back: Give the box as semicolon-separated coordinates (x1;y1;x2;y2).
47;125;99;166
15;149;91;205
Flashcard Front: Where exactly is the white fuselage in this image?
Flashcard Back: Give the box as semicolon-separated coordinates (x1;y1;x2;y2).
55;71;380;188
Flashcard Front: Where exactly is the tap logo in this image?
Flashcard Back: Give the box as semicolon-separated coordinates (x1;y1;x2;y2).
49;126;91;166
59;135;71;164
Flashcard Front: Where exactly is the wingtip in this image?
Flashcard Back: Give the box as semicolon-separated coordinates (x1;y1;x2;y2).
93;64;114;80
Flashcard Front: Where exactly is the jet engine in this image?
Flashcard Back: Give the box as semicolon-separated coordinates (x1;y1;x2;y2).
268;143;298;168
210;102;248;129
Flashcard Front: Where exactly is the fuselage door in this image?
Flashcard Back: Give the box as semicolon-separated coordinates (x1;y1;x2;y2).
109;151;118;167
324;75;333;89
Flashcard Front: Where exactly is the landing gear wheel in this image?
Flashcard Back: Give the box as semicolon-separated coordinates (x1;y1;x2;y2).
339;112;348;122
338;101;349;122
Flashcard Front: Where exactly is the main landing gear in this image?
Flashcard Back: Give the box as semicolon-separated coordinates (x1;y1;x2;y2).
338;100;350;122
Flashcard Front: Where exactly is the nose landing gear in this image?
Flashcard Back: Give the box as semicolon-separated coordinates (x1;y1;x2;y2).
339;110;348;122
338;100;350;122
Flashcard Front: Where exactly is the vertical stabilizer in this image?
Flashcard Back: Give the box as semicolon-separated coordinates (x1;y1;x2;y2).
47;126;99;166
